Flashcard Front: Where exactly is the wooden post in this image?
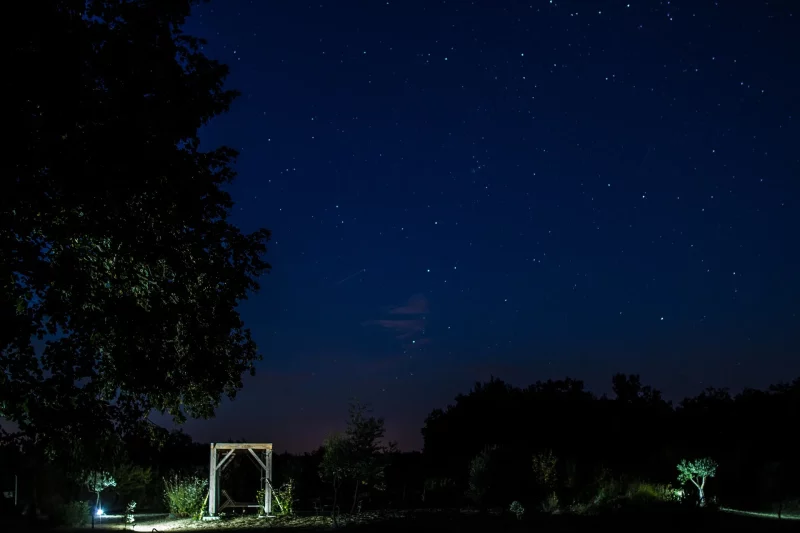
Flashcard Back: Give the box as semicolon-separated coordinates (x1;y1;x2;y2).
208;443;273;517
265;449;272;516
208;443;217;516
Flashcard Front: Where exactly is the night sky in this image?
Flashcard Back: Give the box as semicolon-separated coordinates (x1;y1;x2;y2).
169;1;800;453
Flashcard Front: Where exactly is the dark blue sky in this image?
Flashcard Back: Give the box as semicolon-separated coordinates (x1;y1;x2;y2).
171;0;799;453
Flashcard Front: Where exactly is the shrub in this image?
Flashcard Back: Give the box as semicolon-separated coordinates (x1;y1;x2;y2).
163;474;208;518
625;482;673;504
509;500;525;520
52;501;91;527
125;500;137;527
256;479;296;516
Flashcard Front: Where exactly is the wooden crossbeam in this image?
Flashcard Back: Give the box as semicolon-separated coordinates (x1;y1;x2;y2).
216;449;236;471
213;443;273;450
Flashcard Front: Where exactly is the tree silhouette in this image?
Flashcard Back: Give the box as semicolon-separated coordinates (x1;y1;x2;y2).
345;401;389;513
4;0;270;468
319;432;350;525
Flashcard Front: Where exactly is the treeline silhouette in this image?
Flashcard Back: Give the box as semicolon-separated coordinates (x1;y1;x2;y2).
419;374;799;511
1;374;797;517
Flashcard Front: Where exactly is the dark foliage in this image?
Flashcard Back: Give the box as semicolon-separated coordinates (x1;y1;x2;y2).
3;0;270;471
422;374;800;511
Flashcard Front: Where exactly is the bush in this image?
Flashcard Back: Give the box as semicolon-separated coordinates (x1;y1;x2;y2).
625;482;673;504
163;474;208;518
588;479;678;514
509;500;525;520
52;501;91;527
467;446;496;505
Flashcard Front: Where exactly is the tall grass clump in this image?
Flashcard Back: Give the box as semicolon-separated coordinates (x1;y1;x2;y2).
163;474;208;518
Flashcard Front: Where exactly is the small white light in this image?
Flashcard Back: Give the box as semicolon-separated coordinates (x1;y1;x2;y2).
96;508;104;516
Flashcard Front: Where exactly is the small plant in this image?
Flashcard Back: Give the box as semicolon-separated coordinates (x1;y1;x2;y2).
273;478;296;515
163;474;208;518
52;501;91;527
257;479;296;517
256;488;266;515
509;500;525;520
677;457;718;506
125;501;136;529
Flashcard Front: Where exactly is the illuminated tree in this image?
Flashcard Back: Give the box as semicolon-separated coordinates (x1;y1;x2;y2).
85;471;116;514
677;458;718;506
4;0;270;470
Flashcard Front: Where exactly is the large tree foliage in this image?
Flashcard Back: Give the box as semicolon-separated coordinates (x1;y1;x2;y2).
3;0;270;468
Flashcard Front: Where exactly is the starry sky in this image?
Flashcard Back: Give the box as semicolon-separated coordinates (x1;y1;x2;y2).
171;0;800;453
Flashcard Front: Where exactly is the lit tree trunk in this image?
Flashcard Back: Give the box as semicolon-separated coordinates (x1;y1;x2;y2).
690;478;705;507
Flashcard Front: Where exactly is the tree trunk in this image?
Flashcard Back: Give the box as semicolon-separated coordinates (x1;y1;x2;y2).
698;487;705;507
331;481;338;528
350;480;360;515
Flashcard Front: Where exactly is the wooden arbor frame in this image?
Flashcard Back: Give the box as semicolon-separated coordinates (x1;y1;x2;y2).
208;443;273;517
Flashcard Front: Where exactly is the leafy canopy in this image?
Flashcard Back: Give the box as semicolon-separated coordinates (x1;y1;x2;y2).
319;432;353;487
3;0;270;467
677;457;718;487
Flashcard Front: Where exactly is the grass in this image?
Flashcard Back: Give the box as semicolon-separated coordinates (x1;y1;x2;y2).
50;506;800;532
